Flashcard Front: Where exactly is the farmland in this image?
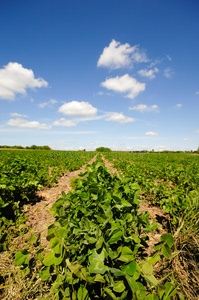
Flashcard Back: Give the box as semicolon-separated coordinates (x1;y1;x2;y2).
0;150;199;299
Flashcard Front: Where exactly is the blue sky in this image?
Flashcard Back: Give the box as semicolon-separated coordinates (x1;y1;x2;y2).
0;0;199;151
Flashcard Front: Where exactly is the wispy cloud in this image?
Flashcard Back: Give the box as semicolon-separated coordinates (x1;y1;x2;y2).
10;112;28;118
101;74;145;99
174;103;182;109
145;131;159;136
129;104;159;113
97;39;148;70
53;118;77;127
195;129;199;133
166;55;172;61
0;62;48;100
38;99;58;108
184;138;193;142
163;67;174;78
7;118;51;130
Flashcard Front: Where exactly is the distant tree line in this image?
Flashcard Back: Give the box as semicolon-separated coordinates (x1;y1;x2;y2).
96;147;111;152
95;147;199;154
0;145;51;150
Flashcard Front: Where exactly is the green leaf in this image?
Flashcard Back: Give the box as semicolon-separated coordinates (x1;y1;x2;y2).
108;230;123;245
68;263;82;273
148;255;161;265
89;250;107;274
126;275;139;292
160;233;174;247
39;266;51;281
121;199;132;207
144;274;158;286
145;294;159;300
110;268;125;277
77;284;89;300
104;287;117;300
162;244;172;258
50;237;61;254
15;249;30;266
121;261;136;276
94;274;105;283
113;280;126;293
43;252;55;266
142;262;153;275
118;246;134;263
43;251;63;266
85;235;96;244
96;236;104;250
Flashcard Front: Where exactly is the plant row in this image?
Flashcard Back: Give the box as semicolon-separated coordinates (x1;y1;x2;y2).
0;150;95;251
15;155;180;299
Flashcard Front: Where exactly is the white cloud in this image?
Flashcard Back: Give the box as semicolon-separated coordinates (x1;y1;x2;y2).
58;101;97;116
163;67;174;78
10;112;28;118
97;39;148;70
53;118;77;127
38;99;58;108
129;104;159;113
149;58;162;68
195;129;199;133
101;74;145;99
105;112;135;123
145;131;159;136
7;118;51;129
138;67;159;79
174;103;182;109
166;55;172;61
0;62;48;100
184;138;193;142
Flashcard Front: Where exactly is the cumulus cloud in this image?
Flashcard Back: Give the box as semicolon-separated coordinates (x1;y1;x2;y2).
145;131;159;136
129;104;159;113
138;67;159;79
10;112;28;118
0;62;48;100
53;118;77;127
163;67;174;78
58;101;97;117
38;99;58;108
101;74;145;99
7;118;51;129
105;112;135;123
97;39;148;70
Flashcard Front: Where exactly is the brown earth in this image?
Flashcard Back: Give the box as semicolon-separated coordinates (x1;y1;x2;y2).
102;157;169;256
23;155;97;248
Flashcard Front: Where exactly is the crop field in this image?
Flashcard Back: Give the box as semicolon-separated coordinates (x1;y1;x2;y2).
0;150;198;299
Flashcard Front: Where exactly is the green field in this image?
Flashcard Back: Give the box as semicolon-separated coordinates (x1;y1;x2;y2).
0;150;198;299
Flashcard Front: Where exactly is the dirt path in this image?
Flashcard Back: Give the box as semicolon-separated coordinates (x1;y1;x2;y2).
102;156;169;256
23;156;97;248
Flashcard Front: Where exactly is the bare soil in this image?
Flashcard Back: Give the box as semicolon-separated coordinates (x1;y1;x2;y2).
23;156;97;248
102;157;170;256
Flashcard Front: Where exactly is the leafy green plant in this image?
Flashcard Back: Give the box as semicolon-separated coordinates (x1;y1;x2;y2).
14;155;177;299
